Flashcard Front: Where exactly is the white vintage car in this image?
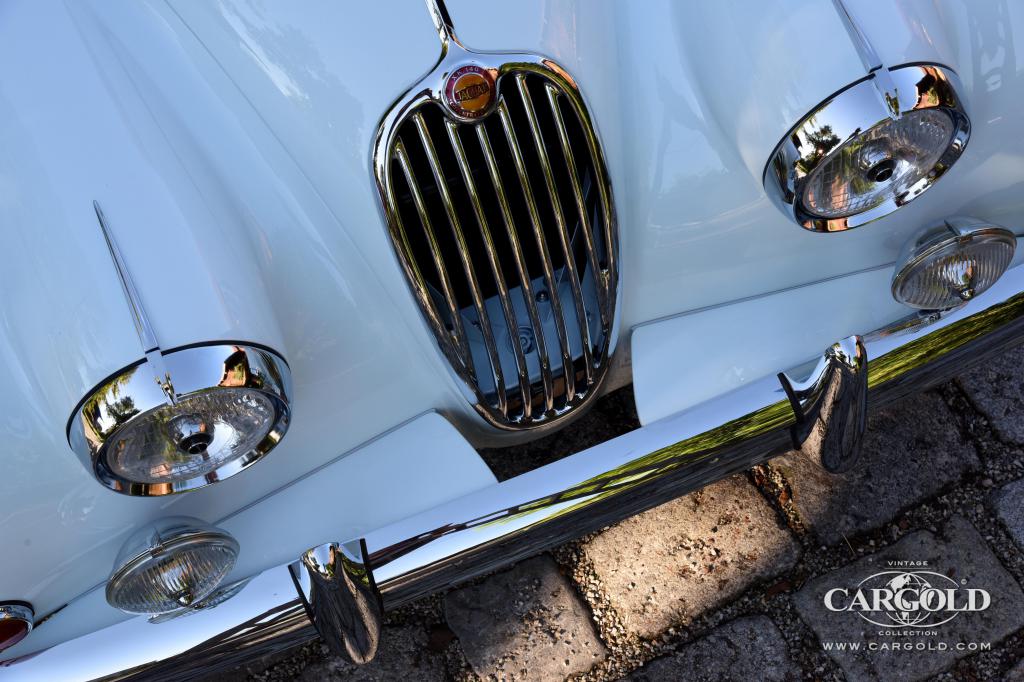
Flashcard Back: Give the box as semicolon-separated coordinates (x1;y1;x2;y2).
2;0;1022;677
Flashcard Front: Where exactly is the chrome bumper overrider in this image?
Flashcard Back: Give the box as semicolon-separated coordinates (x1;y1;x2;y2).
7;266;1024;680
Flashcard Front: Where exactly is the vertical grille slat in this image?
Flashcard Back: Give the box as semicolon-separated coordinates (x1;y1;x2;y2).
544;84;610;330
476;124;556;414
411;112;509;415
515;75;595;387
495;99;577;402
393;141;474;371
445;120;533;419
377;62;617;430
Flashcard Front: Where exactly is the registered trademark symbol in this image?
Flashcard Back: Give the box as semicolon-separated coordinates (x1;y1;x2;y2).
822;569;991;627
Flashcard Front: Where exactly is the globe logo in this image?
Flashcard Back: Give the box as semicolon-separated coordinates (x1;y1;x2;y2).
823;569;991;628
882;572;934;627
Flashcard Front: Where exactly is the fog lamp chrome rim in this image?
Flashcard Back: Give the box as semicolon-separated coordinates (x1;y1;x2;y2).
68;343;291;497
106;517;239;615
891;217;1016;310
764;63;970;232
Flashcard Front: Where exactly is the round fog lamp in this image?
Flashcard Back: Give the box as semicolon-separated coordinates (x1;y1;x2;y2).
106;517;239;615
892;218;1016;310
69;344;291;496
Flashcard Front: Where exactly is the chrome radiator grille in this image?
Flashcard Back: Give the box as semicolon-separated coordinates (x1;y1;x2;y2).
377;64;617;429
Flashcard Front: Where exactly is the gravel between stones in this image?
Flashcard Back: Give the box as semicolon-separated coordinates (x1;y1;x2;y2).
444;555;607;680
793;515;1024;682
581;475;800;639
232;362;1024;682
774;391;979;546
625;615;799;681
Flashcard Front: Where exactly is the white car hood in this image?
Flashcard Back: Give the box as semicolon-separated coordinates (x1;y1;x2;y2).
2;0;1023;629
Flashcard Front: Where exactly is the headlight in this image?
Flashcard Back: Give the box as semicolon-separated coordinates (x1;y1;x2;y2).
69;343;291;496
765;64;970;232
892;218;1016;310
106;517;239;615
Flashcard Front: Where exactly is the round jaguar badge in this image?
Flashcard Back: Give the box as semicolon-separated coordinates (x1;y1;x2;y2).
444;65;496;119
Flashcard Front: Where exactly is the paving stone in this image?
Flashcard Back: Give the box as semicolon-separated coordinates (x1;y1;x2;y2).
444;555;606;680
582;475;800;639
775;391;978;545
295;626;445;681
626;616;798;681
793;516;1024;682
990;478;1024;551
959;345;1024;444
1006;657;1024;681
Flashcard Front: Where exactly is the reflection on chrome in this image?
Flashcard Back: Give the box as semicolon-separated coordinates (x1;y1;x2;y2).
374;10;617;431
764;64;971;232
892;217;1017;311
289;540;383;664
67;343;292;496
105;517;240;616
13;263;1024;679
780;336;868;473
148;578;253;625
0;604;33;654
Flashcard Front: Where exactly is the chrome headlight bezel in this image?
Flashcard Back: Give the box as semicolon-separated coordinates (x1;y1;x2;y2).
68;343;291;497
764;64;970;232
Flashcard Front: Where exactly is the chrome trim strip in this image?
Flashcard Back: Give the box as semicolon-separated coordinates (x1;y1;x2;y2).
93;201;160;355
515;75;594;389
476;123;556;413
93;201;176;402
412;112;509;414
392;141;473;368
372;31;618;430
445;120;533;417
832;0;882;71
495;98;577;401
424;0;459;52
545;84;610;329
831;0;900;113
13;263;1024;680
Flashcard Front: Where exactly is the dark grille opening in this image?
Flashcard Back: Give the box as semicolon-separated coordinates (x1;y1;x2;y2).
381;67;616;428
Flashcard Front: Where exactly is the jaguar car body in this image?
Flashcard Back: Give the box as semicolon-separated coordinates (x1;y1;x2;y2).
3;0;1024;678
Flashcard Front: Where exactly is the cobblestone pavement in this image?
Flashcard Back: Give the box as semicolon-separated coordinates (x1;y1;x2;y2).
232;347;1024;681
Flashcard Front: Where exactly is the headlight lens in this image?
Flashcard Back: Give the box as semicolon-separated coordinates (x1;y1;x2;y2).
107;388;276;485
69;344;291;496
892;220;1016;310
765;64;970;232
106;517;239;615
802;109;954;219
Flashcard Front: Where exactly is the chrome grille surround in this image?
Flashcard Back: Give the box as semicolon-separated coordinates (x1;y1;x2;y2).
373;37;617;430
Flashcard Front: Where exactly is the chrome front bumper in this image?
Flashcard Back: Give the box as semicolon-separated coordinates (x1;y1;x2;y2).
6;266;1024;680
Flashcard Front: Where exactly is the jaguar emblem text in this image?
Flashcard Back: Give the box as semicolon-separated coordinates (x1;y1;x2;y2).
443;64;495;119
